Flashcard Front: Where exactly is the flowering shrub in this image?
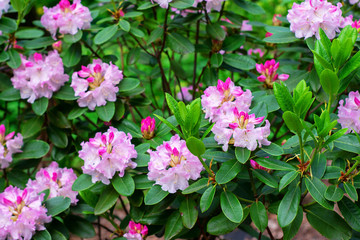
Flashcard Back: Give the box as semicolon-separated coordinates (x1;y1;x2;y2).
2;0;360;239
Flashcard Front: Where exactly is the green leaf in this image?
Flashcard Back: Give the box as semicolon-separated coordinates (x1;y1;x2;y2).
263;32;298;43
261;143;284;156
182;178;208;194
305;177;333;210
179;198;198;229
53;85;77;100
283;111;303;135
63;42;81;67
200;186;216;213
0;17;17;33
130;28;144;38
279;171;299;191
170;0;194;9
186;137;205;157
312;49;333;70
220;191;243;223
63;30;83;43
325;185;343;202
138;2;155;10
167;33;194;54
48;126;68;148
222;35;245;51
13;140;49;160
334;135;360;154
235;147;251;164
0;88;20;101
7;48;21;69
49;229;67;240
250;201;268;232
339;50;360;80
144;185;169;205
223;54;256;70
72;174;95;191
112;173;135;197
134;175;155;190
96;102;115;122
45;197;71;216
33;230;51;240
343;182;358;201
278;186;300;227
21;116;43;139
320;69;339;97
147;28;163;45
64;215;96;238
119;20;130;32
22;37;54;49
256;157;295;171
306;204;351;240
273;82;294;113
282;208;303;240
48;110;71;129
206;23;226;41
10;0;24;12
118;78;140;92
252;169;278;188
164;211;183;240
215;159;242;184
234;0;265;15
94;25;118;45
94;185;119;215
210;53;223;68
207;213;240;235
68;106;87;120
32;97;48;116
338;196;360;232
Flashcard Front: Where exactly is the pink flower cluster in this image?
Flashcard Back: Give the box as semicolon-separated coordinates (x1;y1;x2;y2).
71;59;123;110
141;116;156;140
123;221;148;240
248;48;264;58
0;186;51;240
11;51;69;103
0;124;23;169
26;162;78;204
338;91;360;133
256;59;289;88
212;108;271;151
0;0;9;18
147;135;203;193
287;0;348;39
41;0;92;39
201;77;253;122
79;127;137;185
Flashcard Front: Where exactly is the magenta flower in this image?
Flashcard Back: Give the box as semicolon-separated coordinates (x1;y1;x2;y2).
147;135;204;193
248;48;264;58
338;91;360;133
241;20;253;31
0;186;51;240
176;85;201;102
26;162;78;204
79;127;137;184
250;159;269;171
0;0;9;18
71;59;123;110
201;78;253;122
41;0;92;39
340;15;354;28
11;51;69;103
0;124;23;169
212;108;271;151
352;19;360;30
52;40;62;52
141;116;156;140
287;0;345;39
256;59;289;88
123;221;148;240
265;32;273;38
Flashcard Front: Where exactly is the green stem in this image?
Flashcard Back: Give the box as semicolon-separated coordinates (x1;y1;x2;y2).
344;159;360;177
327;95;333;113
198;156;214;177
302;201;317;208
236;195;255;203
247;165;257;197
102;214;120;232
298;134;304;164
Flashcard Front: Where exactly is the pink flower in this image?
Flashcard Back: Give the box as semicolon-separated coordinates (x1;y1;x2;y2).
256;59;289;88
153;0;172;8
248;48;264;58
212;108;271;151
141;116;156;140
0;186;51;240
250;159;269;171
11;51;69;103
71;59;123;110
0;124;23;169
0;0;9;18
41;0;92;39
340;15;354;28
147;135;204;193
123;221;148;240
287;0;345;39
79;127;137;185
338;91;360;133
352;19;360;29
265;32;273;38
26;162;78;204
241;20;253;31
177;86;199;101
52;40;62;52
205;0;225;12
201;77;253;122
273;14;282;26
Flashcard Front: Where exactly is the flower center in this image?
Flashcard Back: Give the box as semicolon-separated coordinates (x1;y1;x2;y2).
88;72;105;90
169;154;186;167
9;200;25;222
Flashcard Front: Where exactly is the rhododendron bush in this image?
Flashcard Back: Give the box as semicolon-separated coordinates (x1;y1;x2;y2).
2;0;360;239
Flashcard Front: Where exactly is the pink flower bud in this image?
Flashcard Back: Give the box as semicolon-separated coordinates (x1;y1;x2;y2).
93;64;102;73
141;116;156;139
59;0;71;11
33;53;43;62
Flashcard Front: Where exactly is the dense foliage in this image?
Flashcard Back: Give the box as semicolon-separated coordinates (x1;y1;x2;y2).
2;0;360;239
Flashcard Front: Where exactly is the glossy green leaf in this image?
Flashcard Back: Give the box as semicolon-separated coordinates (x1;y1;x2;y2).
72;174;95;191
13;140;49;160
207;212;240;235
283;111;303;135
282;207;303;240
32;97;48;116
206;22;226;41
273;82;294;113
211;53;223;68
167;33;194;54
215;159;242;184
252;169;278;188
320;69;339;96
45;197;71;216
94;25;118;45
344;182;358;201
22;37;54;49
256;157;295;171
182;178;208;194
261;143;284;156
112;173;135;197
144;185;169;205
33;230;51;240
119;20;130;32
279;171;299;191
96;102;115;122
179;198;198;229
63;30;83;43
263;31;298;43
220;191;243;223
63;42;81;67
68;106;87;120
48;126;68;148
200;186;216;213
94;185;119;215
21;116;43;139
305;177;333;210
250;201;268;232
134;175;155;190
278;186;300;227
164;211;183;240
235;147;251;164
325;185;343;202
186;136;205;157
64;215;96;238
338;196;360;232
7;48;21;69
223;54;256;70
